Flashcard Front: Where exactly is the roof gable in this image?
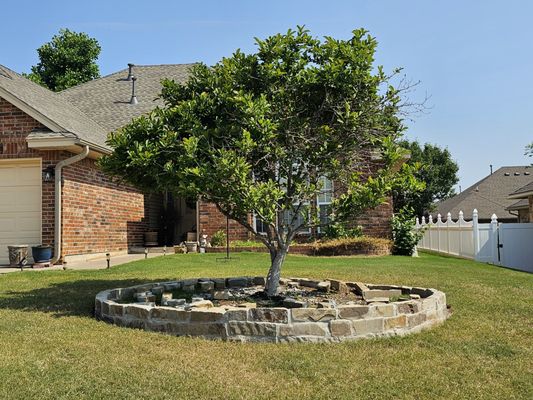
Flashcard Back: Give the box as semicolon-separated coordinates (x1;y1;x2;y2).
0;65;109;149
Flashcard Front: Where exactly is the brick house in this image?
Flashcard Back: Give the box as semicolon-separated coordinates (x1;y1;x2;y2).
508;180;533;223
0;63;393;265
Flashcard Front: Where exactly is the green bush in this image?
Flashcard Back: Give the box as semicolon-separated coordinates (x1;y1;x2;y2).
210;230;227;247
391;207;424;256
323;221;363;239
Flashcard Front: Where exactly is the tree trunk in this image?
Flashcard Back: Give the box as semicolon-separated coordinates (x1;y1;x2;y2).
265;246;288;297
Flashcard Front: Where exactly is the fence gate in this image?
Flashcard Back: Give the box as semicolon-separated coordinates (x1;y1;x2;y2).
498;223;533;273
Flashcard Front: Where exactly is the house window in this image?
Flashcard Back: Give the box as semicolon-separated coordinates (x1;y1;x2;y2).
254;215;269;234
317;176;333;230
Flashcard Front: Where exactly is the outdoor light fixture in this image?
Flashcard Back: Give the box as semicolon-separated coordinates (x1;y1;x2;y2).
106;252;111;269
42;166;55;182
144;248;148;259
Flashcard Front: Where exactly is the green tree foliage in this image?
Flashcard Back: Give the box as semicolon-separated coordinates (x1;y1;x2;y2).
525;142;533;157
25;29;101;91
391;207;425;256
101;27;419;295
393;140;459;217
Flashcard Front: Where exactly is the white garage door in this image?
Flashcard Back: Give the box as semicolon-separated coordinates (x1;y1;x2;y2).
0;159;42;265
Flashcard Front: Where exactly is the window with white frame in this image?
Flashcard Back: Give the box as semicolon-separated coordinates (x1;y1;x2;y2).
317;176;333;229
253;214;269;235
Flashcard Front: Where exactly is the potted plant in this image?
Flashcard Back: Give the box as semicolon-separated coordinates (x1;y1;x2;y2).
31;245;53;263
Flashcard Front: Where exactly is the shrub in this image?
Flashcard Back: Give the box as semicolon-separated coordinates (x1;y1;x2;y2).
311;237;392;256
210;230;227;247
391;207;424;256
323;221;363;239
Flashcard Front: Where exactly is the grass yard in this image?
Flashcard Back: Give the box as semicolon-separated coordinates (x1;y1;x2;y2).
0;252;531;399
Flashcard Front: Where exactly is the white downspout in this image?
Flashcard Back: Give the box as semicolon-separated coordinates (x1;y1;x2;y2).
51;145;90;264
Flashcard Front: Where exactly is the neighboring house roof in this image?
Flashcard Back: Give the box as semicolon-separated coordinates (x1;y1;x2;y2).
0;64;109;150
506;198;530;211
508;180;533;199
435;166;533;220
58;64;194;133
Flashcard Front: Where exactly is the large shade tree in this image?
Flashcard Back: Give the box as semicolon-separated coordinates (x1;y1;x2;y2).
101;27;419;295
25;28;101;91
393;140;459;216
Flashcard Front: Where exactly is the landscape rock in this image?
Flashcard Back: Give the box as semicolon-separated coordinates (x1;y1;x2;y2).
227;277;249;288
291;308;337;322
282;298;306;308
253;276;266;285
330;320;353;336
188;300;214;309
213;290;230;300
337;305;369;319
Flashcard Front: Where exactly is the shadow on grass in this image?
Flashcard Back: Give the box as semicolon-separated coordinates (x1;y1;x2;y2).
0;278;168;318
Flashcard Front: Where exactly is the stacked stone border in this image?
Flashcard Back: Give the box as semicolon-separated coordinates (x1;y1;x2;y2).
95;277;448;343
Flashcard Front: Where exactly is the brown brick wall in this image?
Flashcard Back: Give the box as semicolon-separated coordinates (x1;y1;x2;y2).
354;198;393;238
198;202;251;241
0;96;155;258
61;158;148;256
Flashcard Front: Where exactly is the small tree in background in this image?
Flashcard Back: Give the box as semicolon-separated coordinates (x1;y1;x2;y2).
25;28;101;91
526;142;533;158
101;27;421;295
393;140;459;216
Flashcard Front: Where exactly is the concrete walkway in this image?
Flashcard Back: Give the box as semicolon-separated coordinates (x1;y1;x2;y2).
0;253;163;274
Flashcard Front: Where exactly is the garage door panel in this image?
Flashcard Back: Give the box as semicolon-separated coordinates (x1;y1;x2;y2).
0;217;16;234
17;215;41;232
0;192;18;211
0;160;41;264
0;167;16;185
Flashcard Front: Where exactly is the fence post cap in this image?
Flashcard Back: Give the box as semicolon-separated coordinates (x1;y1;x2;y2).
491;214;498;222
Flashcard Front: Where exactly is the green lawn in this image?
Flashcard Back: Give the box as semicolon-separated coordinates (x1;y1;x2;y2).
0;252;531;400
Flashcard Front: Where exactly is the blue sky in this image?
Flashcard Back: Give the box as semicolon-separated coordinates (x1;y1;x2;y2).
1;0;532;189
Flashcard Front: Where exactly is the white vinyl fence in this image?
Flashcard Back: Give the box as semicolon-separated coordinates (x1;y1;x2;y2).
416;209;533;273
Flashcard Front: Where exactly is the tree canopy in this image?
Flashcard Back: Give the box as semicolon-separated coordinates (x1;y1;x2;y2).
25;28;101;91
101;27;419;295
526;142;533;158
393;140;459;216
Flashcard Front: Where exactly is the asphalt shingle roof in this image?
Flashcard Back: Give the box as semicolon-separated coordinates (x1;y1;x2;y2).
509;180;533;198
58;64;194;134
435;166;533;221
0;65;109;148
506;198;530;211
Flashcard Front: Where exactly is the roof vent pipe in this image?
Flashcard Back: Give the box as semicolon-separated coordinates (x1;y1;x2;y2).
126;63;135;80
130;76;138;105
